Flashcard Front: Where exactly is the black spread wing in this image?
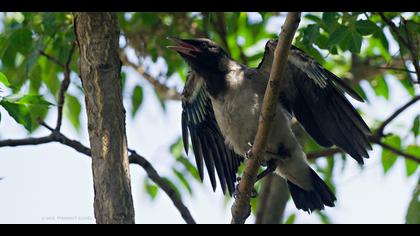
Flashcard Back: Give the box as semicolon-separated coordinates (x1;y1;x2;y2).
182;71;243;195
284;45;372;164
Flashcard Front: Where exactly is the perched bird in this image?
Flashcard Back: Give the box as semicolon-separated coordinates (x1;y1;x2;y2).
168;37;372;213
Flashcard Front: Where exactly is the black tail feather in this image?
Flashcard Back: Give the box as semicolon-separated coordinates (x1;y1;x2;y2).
287;168;336;213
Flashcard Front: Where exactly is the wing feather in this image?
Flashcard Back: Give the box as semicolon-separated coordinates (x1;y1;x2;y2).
283;46;372;164
182;71;243;195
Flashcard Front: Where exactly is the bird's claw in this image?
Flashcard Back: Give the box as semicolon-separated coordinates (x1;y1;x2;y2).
245;142;267;166
245;148;253;160
233;177;258;199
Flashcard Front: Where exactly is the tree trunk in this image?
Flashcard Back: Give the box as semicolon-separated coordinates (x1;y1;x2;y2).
255;174;289;224
75;12;135;224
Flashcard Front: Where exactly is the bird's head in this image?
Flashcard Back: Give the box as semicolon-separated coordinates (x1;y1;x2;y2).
167;37;231;77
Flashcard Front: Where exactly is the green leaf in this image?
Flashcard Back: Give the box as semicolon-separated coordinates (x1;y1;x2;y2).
302;24;321;44
406;179;420;224
381;135;401;173
405;145;420;177
373;30;389;51
0;72;11;87
354;84;369;103
305;14;322;24
131;85;144;118
28;103;49;132
317;211;332;224
371;76;389;100
327;25;348;46
412;115;420;138
10;28;33;55
347;32;363;54
250;197;258;216
322;12;339;31
178;156;200;181
170;137;184;158
171;137;200;181
400;78;415;97
0;100;32;131
64;94;82;131
173;168;193;195
355;20;379;35
16;95;54;107
144;178;159;200
284;213;296;224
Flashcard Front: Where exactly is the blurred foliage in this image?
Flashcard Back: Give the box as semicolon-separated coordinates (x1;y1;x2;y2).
406;178;420;224
0;12;419;223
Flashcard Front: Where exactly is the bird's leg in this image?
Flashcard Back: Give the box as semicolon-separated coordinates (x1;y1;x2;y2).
255;159;278;182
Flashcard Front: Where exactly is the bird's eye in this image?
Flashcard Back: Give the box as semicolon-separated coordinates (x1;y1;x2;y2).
201;42;208;49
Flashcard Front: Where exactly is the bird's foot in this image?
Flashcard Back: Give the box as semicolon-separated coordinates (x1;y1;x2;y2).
244;142;253;159
234;177;258;199
245;142;267;166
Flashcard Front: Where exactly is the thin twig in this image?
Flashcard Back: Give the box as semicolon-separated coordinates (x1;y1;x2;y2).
306;147;343;160
375;95;420;137
378;13;410;49
370;138;420;163
375;66;416;74
56;42;76;131
38;51;65;68
379;13;420;83
120;51;182;101
213;12;231;56
230;12;301;224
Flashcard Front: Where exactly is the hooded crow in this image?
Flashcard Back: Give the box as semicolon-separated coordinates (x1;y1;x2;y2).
169;37;372;213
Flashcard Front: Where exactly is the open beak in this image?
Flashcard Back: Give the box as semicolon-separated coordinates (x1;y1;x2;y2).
167;37;201;58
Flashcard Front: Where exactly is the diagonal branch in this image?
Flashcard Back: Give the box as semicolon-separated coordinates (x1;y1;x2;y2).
370;138;420;163
38;51;65;68
56;41;76;131
119;51;182;101
128;149;196;224
230;12;301;224
0;120;196;224
369;95;420;163
375;95;420;137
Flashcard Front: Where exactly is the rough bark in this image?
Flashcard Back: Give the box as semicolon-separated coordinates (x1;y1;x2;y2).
74;12;135;224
